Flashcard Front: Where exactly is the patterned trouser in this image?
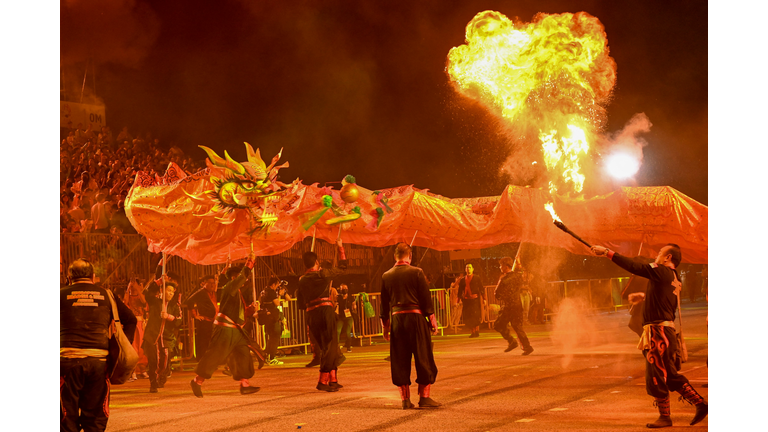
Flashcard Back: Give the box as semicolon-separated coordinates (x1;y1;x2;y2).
643;325;689;399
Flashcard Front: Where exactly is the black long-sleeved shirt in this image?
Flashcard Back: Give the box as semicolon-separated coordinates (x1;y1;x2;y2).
297;261;348;310
219;268;249;325
494;271;523;307
380;263;434;319
609;252;679;325
183;288;218;319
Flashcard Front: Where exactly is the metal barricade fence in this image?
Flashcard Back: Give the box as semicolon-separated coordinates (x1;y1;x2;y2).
278;298;310;353
60;233;152;288
356;293;383;342
446;286;464;332
429;288;450;336
352;290;451;339
484;285;500;324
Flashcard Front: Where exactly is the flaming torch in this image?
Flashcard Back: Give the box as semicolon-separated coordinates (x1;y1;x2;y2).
545;202;591;249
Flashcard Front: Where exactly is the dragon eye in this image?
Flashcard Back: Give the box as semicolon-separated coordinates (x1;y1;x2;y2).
239;181;255;189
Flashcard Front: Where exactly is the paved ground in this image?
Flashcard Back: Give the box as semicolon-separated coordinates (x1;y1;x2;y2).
106;301;709;431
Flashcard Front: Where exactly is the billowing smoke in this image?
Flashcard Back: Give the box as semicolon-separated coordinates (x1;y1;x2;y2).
550;298;600;368
599;112;653;164
61;0;160;67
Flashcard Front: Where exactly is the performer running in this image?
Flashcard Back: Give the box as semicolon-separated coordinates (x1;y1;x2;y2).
297;238;347;392
591;244;707;428
190;254;266;397
492;256;534;355
380;242;440;409
457;263;484;337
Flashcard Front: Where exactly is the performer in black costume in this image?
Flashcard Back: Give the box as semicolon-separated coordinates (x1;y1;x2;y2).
492;256;534;355
297;238;347;392
380;243;441;409
457;263;484;337
142;279;179;393
190;254;266;397
61;259;136;432
592;244;707;428
183;274;219;360
160;287;182;383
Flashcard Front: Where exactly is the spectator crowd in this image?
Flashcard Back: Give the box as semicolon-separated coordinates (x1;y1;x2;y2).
60;123;204;234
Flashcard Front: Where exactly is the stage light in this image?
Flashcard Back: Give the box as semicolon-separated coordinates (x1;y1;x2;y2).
606;153;640;179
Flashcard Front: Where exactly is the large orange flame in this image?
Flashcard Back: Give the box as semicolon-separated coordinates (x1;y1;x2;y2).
447;11;616;197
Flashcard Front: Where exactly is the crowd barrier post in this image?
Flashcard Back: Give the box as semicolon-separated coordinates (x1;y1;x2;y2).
356;292;383;343
429;288;450;336
485;285;501;328
446;286;461;334
276;298;310;353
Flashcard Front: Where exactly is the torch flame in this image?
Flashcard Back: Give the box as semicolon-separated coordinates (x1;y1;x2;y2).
447;11;616;197
544;202;562;223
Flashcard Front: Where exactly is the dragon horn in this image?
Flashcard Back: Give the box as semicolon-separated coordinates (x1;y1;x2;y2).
199;145;227;168
223;150;246;175
244;142;267;171
265;147;284;172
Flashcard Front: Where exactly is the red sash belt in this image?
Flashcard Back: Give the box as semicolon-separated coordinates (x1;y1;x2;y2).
307;297;333;312
393;304;422;315
213;313;240;329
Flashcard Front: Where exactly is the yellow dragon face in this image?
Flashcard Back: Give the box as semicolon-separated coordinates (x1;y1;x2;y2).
185;143;287;230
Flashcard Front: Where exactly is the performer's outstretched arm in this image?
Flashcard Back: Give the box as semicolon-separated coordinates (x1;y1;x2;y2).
591;246;662;283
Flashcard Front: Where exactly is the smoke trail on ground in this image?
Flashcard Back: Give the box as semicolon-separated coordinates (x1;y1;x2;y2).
550;297;599;368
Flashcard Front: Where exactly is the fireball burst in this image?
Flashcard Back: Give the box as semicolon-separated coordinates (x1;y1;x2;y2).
446;10;616;197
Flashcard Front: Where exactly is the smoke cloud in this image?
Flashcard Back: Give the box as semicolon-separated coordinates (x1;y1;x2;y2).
60;0;160;67
60;0;161;106
599;112;653;163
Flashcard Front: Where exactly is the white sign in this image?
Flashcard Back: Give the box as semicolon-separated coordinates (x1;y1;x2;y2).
60;101;106;129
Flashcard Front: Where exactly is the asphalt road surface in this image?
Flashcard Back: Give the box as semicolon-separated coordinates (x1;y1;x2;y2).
106;301;709;431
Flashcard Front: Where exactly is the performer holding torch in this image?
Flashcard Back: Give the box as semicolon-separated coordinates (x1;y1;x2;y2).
547;204;707;427
591;244;707;428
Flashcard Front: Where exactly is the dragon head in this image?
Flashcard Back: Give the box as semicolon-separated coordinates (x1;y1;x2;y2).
186;143;289;226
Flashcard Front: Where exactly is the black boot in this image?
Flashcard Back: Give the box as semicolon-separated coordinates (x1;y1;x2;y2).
329;370;343;389
417;384;441;408
504;338;518;352
189;379;203;398
240;385;260;395
646;397;672;428
316;372;338;392
398;385;413;410
678;383;708;425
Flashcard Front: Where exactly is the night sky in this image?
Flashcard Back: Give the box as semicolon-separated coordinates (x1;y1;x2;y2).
60;0;708;204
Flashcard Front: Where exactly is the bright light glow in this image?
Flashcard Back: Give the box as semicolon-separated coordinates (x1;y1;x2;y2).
606;153;640;179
